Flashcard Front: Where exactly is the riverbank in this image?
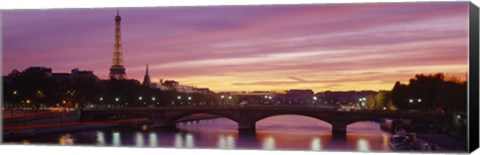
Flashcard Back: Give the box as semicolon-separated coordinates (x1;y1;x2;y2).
4;110;80;127
416;133;468;151
380;120;467;152
3;113;220;141
3;118;149;141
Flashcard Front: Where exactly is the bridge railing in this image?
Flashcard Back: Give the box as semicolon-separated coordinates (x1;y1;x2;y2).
81;104;387;112
80;103;440;116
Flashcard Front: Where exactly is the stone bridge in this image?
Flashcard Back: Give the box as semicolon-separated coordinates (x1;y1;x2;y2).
80;107;448;137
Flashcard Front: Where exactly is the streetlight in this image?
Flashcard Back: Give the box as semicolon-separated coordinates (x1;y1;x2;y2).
417;99;422;103
177;96;181;100
13;90;17;95
115;98;119;102
152;97;156;101
409;99;414;103
24;99;31;110
139;96;143;100
99;97;103;101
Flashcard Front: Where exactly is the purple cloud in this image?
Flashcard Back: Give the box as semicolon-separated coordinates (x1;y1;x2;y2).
2;2;469;92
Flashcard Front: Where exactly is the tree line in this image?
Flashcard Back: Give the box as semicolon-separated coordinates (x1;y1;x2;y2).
362;73;466;114
3;68;218;109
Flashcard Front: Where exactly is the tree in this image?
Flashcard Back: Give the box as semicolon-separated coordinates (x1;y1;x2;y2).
391;73;466;113
366;91;395;110
391;81;410;109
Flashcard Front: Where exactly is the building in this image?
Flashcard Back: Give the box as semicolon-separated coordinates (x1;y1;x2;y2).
71;68;98;79
157;79;212;94
285;89;314;101
273;89;314;105
109;10;127;80
142;64;152;87
24;66;53;77
160;80;179;91
51;73;71;81
222;91;275;106
315;90;376;105
50;68;99;81
195;88;213;95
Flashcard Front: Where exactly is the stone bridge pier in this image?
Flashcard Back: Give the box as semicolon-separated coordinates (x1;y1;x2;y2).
149;112;177;129
237;120;256;132
330;122;348;139
152;120;176;129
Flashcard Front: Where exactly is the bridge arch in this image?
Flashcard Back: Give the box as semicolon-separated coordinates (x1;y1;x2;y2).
346;121;384;132
256;114;332;131
166;111;239;124
152;110;242;128
255;113;328;122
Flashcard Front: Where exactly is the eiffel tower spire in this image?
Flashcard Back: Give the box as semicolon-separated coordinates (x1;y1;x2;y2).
109;9;127;79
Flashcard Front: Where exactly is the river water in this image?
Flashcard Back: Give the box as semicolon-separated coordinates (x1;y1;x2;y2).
17;115;392;152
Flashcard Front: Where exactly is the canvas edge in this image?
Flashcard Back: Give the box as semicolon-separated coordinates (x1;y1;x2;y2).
0;10;4;144
0;1;476;154
468;1;479;153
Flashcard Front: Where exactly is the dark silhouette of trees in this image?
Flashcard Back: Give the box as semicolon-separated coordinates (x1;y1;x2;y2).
3;67;219;109
366;91;395;110
4;67;57;109
391;73;466;113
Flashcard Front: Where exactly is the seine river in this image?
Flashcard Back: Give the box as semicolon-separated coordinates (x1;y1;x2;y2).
21;115;392;152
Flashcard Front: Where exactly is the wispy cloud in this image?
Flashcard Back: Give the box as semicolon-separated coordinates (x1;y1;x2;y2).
2;2;469;92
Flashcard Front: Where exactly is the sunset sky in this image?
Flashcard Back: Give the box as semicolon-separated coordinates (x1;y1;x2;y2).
2;2;469;92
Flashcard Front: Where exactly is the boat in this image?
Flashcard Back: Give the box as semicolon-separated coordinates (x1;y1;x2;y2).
389;132;420;151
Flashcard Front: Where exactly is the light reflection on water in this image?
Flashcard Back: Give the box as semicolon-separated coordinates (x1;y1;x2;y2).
217;134;235;149
310;137;322;151
382;133;389;150
149;132;158;147
135;132;144;147
262;136;275;150
226;135;235;149
112;132;121;147
174;133;183;148
357;139;370;152
185;133;194;148
20;115;391;151
96;131;105;145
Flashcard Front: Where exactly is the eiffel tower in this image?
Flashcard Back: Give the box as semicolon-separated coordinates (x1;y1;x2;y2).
109;10;127;80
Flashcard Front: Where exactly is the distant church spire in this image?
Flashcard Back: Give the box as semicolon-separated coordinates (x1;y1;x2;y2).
143;64;152;87
109;9;127;79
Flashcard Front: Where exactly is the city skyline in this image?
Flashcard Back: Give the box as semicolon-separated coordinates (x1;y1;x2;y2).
2;2;469;92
